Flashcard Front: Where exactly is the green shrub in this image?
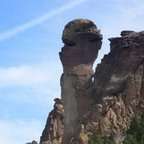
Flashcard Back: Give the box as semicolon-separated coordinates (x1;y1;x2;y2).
88;133;115;144
88;133;103;144
123;134;138;144
123;114;144;144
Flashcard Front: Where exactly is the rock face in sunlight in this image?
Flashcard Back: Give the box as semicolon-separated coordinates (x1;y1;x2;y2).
59;19;102;144
40;98;64;144
40;19;144;144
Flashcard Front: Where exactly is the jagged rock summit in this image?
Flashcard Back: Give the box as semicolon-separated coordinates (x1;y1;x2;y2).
40;19;144;144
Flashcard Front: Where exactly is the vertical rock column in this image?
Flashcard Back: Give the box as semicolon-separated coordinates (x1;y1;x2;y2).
59;19;102;143
40;98;64;144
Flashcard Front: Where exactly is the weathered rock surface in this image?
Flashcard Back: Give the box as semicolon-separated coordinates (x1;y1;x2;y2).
40;98;64;144
60;19;144;144
40;19;144;144
70;31;144;144
94;31;144;104
59;19;102;144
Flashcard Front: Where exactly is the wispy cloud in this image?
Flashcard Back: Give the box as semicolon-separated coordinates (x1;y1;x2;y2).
0;62;62;104
0;62;62;87
0;0;88;42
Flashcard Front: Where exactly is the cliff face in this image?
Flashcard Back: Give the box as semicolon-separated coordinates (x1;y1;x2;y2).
90;31;144;133
40;19;144;144
40;98;64;144
59;19;144;144
69;31;144;144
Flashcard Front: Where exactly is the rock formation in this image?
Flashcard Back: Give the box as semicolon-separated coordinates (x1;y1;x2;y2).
59;19;144;144
69;30;144;144
40;19;144;144
40;98;64;144
59;19;102;143
86;30;144;141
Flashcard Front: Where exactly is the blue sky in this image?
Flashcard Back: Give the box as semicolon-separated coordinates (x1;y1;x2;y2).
0;0;144;143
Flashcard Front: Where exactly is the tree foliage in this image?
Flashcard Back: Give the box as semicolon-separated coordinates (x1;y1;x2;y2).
88;133;115;144
123;114;144;144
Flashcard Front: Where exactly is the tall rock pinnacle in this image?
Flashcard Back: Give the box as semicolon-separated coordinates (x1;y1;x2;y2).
59;19;102;144
40;98;64;144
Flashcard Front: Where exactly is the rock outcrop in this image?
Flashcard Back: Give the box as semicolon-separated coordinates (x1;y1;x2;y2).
59;19;144;144
40;19;144;144
40;98;64;144
59;19;102;144
69;30;144;144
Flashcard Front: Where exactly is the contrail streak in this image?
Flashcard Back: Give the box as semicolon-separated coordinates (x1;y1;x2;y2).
0;0;88;42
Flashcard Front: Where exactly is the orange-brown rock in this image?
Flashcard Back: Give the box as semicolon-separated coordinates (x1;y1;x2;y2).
40;98;64;144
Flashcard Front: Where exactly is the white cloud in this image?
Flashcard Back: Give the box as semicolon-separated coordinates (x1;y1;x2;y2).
0;119;43;144
0;62;62;104
0;63;57;142
0;63;60;144
0;0;89;42
0;62;62;87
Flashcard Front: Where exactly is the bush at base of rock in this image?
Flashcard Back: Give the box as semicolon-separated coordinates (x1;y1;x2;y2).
88;133;115;144
123;115;144;144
